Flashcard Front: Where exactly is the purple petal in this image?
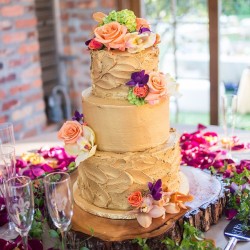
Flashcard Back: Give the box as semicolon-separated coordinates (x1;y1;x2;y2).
154;179;162;191
41;164;55;172
85;39;92;46
131;71;141;81
32;165;46;177
139;27;151;34
126;80;136;87
225;208;237;220
23;169;35;180
148;182;153;190
139;74;149;86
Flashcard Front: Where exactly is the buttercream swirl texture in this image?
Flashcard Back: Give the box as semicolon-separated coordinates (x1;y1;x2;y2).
75;131;181;219
91;47;159;99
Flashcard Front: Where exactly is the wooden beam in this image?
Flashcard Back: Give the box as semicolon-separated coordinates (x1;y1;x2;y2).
116;0;141;17
208;0;220;125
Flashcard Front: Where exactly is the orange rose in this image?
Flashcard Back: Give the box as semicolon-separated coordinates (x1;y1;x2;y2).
94;21;127;51
136;18;150;31
128;191;143;207
58;121;83;144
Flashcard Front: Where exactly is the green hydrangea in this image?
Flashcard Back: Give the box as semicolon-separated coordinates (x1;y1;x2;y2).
103;9;136;32
128;88;145;106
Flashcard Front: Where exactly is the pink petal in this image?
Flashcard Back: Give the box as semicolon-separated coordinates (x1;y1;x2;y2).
232;144;244;151
197;124;207;130
137;213;152;228
165;203;180;214
148;205;165;218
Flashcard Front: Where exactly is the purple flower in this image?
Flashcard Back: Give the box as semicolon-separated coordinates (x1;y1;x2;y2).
72;110;84;123
139;27;151;34
126;70;149;87
148;179;162;200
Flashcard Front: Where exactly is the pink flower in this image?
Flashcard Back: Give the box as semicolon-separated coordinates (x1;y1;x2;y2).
145;72;167;104
134;195;166;228
88;39;103;50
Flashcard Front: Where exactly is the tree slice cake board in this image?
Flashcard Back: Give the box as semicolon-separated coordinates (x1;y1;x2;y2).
70;166;226;249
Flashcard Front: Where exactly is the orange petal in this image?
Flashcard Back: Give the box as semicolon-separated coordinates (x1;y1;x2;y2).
93;12;106;23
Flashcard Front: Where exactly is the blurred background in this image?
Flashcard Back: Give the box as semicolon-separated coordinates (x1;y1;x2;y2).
0;0;250;140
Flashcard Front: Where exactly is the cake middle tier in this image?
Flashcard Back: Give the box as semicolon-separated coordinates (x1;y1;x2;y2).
82;88;170;152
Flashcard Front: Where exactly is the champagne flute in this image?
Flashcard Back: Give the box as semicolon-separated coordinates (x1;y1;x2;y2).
43;172;73;250
0;145;18;240
221;94;238;159
5;176;34;250
0;122;15;146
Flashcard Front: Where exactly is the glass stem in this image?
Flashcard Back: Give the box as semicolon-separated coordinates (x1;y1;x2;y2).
22;234;28;250
61;230;67;250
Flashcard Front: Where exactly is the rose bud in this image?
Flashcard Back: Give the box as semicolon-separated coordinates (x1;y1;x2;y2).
88;39;103;50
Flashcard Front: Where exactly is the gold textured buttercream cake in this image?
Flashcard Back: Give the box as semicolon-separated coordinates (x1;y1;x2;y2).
58;10;190;224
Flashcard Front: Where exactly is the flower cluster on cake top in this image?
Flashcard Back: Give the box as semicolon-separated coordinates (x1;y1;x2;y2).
58;111;97;167
128;179;193;228
126;70;179;105
85;9;160;53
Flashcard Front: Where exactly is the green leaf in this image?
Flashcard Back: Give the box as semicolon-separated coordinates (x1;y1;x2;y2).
80;247;90;250
49;229;60;238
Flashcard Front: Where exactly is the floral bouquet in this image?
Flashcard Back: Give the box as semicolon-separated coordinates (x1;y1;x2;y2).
85;9;160;53
126;70;179;105
128;179;193;228
58;111;97;166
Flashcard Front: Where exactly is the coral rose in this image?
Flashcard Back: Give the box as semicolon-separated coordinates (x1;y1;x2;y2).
94;21;127;51
133;85;149;98
136;18;150;31
128;191;143;207
58;121;83;144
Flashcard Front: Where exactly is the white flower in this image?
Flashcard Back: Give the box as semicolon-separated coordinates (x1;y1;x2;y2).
125;31;156;53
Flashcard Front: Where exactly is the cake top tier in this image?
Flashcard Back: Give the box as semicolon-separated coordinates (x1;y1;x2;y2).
86;10;179;105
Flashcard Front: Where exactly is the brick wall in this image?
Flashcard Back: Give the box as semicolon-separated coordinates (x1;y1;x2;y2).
0;0;47;139
0;0;117;140
59;0;117;110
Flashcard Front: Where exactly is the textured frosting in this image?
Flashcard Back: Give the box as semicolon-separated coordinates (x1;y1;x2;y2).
90;47;159;99
74;131;181;219
82;88;170;152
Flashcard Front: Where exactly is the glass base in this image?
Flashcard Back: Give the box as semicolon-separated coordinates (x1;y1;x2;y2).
0;222;19;240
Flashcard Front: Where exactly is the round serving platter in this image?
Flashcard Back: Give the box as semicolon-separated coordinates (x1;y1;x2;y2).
70;166;227;249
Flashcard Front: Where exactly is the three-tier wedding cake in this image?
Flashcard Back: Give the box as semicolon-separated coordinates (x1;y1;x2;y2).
58;10;191;228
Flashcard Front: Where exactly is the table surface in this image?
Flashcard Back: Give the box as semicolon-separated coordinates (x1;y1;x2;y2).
16;124;250;250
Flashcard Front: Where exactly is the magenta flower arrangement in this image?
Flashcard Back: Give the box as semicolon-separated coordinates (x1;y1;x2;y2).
16;147;76;180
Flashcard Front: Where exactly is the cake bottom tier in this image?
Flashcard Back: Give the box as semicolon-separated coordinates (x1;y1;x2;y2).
74;130;181;219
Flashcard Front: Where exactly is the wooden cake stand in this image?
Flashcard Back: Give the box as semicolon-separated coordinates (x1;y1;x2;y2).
70;166;227;249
